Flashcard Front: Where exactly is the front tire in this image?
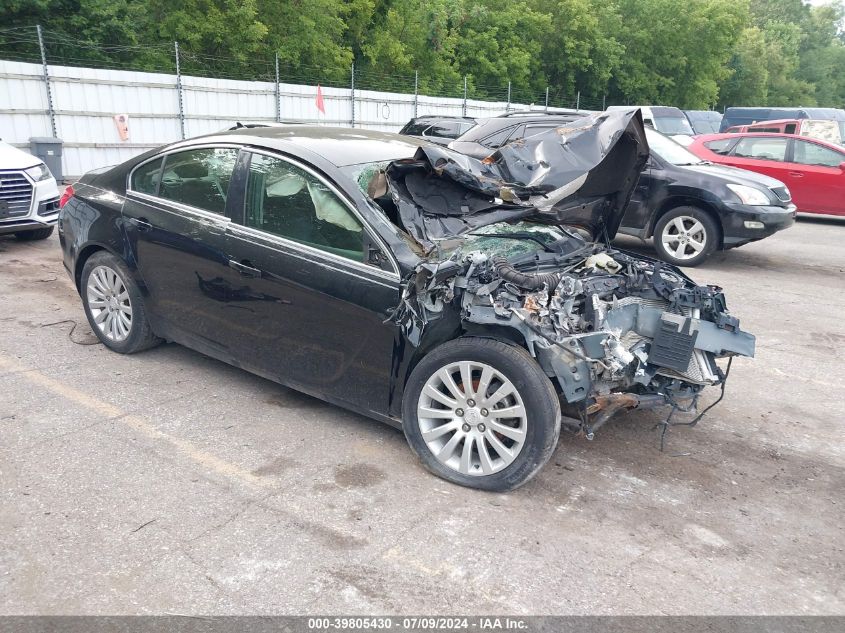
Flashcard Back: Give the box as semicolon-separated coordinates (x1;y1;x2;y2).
81;251;161;353
653;206;719;267
402;337;561;491
15;226;54;241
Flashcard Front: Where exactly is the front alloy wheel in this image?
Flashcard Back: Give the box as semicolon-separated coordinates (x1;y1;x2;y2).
660;215;707;261
653;206;719;267
403;337;561;491
417;360;528;476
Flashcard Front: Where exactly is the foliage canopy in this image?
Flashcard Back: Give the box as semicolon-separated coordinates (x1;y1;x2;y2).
2;0;843;109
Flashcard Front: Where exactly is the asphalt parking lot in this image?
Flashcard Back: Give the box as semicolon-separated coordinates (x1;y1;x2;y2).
1;217;843;615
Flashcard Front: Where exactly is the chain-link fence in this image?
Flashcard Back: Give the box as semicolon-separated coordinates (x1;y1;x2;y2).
0;25;610;112
0;25;613;176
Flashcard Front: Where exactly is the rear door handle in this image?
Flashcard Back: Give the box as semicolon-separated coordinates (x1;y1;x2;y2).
229;259;262;278
788;171;804;178
129;217;153;232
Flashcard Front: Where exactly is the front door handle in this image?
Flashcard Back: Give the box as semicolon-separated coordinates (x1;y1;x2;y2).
229;259;262;278
130;217;153;232
788;171;804;178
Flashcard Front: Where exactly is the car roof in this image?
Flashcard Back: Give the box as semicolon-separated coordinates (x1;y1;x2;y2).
695;132;844;149
724;106;845;118
408;115;476;121
454;113;582;143
608;105;685;116
498;109;584;117
176;125;424;167
744;119;801;126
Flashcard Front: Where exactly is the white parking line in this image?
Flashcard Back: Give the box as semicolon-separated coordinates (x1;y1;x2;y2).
0;354;269;489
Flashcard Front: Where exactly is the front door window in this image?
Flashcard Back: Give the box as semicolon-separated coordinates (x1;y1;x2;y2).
244;153;365;261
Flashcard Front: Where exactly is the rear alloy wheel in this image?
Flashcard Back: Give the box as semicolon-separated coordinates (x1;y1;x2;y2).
81;251;160;353
653;206;719;267
403;337;561;491
87;265;133;343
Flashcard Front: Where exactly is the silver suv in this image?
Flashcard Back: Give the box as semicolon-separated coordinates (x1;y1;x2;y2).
0;141;60;240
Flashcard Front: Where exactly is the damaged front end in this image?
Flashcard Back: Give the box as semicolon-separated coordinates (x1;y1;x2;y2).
394;236;754;438
386;110;755;439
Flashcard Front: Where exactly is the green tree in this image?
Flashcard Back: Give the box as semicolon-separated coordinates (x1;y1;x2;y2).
354;0;464;94
452;0;551;100
609;0;747;109
257;0;352;82
3;0;845;109
142;0;268;75
535;0;623;102
720;27;769;106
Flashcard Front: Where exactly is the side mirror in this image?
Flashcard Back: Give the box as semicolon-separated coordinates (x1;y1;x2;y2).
839;161;845;171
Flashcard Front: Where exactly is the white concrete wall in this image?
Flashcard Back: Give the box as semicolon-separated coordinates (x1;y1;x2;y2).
0;59;577;178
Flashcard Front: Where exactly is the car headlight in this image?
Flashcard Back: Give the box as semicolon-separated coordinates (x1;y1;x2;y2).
24;163;52;182
726;183;771;206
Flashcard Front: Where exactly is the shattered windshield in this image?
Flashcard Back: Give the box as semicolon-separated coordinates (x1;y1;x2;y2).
456;222;578;257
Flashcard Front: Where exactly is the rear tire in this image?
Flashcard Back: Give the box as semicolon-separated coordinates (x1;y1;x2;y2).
15;226;54;241
81;251;161;354
402;337;561;491
653;206;719;267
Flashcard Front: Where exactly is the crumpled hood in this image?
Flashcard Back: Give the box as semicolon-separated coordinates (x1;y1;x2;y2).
0;142;41;171
386;110;648;251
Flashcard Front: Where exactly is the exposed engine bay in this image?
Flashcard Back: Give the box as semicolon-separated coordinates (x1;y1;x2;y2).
380;110;755;438
392;224;754;438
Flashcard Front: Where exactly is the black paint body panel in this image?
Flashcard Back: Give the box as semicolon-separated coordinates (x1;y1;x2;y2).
57;131;457;428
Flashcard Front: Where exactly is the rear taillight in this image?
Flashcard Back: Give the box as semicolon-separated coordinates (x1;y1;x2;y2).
59;184;75;208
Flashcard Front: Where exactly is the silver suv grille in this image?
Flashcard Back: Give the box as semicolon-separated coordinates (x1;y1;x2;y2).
0;171;34;220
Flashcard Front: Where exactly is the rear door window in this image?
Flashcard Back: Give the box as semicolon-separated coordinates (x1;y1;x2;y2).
131;157;163;195
158;148;239;215
792;140;844;167
481;125;518;148
401;121;430;135
731;137;788;162
425;121;461;138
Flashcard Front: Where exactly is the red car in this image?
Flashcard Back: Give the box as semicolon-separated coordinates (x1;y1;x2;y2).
688;133;845;216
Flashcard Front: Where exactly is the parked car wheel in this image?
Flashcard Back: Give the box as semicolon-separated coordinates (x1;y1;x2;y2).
81;251;161;353
402;337;561;491
15;226;54;241
653;206;719;267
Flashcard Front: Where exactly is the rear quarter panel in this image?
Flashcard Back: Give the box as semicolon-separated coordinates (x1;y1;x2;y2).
58;182;129;292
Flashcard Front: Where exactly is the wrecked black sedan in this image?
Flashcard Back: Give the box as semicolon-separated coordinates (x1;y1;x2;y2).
57;111;754;491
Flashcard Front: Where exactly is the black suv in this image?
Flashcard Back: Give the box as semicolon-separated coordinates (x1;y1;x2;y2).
399;116;477;146
449;115;795;266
